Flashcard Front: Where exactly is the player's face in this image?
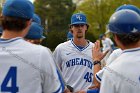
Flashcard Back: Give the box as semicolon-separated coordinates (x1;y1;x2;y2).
71;24;87;38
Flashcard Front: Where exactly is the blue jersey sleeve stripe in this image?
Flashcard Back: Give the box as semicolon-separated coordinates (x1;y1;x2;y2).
53;69;65;93
87;88;100;93
53;85;62;93
95;74;101;82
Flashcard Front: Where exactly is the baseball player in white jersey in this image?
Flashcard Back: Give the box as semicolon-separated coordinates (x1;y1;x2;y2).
53;13;97;92
0;0;65;93
99;34;115;66
100;9;140;93
99;34;114;53
93;4;140;86
95;48;122;83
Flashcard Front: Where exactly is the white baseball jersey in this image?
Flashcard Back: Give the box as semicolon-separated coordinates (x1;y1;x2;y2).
53;39;95;92
100;47;140;93
102;37;114;52
0;37;64;93
96;48;122;83
101;38;114;63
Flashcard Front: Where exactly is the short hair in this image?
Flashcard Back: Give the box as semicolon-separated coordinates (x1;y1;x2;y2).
1;16;30;31
114;32;140;46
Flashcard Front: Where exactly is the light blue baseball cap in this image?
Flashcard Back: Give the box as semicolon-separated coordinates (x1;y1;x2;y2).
71;13;88;25
25;22;45;39
2;0;34;19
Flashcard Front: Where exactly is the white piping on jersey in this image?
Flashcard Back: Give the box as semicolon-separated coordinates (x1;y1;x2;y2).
71;39;90;51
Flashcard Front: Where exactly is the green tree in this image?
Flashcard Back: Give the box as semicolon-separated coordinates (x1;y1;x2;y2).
76;0;140;41
34;0;76;50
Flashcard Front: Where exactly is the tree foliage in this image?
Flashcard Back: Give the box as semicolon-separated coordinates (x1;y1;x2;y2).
76;0;140;40
34;0;76;50
34;0;140;49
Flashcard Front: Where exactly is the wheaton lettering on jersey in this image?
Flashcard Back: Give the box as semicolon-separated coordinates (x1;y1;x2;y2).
66;58;93;69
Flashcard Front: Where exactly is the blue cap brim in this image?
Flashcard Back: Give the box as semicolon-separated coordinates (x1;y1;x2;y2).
71;22;87;25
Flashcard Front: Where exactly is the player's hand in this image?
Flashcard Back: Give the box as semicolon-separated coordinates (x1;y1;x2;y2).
92;40;109;61
64;87;72;93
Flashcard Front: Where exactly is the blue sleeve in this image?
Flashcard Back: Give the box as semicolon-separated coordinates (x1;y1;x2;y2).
87;89;100;93
53;69;65;93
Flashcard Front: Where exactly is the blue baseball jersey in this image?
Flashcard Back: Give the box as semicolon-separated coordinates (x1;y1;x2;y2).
0;37;64;93
53;39;95;92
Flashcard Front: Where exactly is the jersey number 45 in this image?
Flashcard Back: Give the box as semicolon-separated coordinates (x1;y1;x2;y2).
1;67;19;93
84;72;93;82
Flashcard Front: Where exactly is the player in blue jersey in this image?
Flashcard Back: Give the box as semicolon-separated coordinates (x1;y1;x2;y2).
0;0;66;93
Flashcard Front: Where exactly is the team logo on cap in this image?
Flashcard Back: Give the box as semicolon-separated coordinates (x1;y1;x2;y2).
76;15;82;21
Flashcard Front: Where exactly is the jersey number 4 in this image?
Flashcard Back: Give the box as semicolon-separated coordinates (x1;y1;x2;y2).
1;67;19;93
84;72;93;82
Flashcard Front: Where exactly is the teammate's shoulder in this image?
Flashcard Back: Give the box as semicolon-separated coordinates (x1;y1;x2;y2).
112;48;122;55
21;40;49;53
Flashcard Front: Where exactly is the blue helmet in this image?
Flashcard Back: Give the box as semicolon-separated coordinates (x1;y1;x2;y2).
116;4;140;15
71;13;88;25
25;22;45;39
3;0;34;19
33;14;41;25
67;31;73;40
108;10;140;34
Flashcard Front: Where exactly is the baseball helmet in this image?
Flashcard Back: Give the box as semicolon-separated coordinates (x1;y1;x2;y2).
108;10;140;34
116;4;140;15
71;13;88;25
25;22;45;39
33;14;41;25
67;31;73;40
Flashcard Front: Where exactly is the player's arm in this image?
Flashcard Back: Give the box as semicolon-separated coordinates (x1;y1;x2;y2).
89;40;108;89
